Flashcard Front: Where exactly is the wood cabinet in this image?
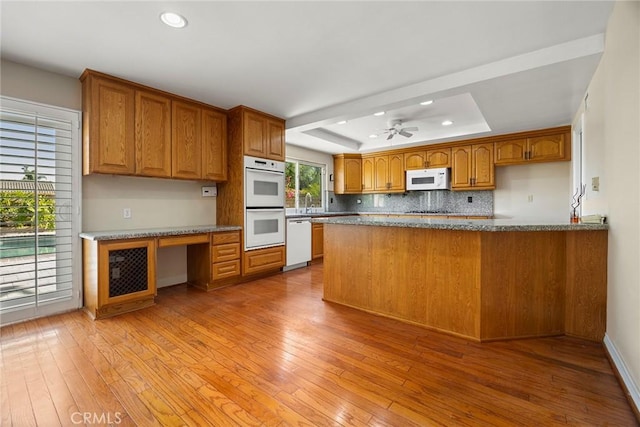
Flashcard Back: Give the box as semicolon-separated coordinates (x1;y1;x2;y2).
311;223;324;260
82;238;156;319
82;73;136;175
243;246;285;276
495;132;568;165
333;126;570;194
404;151;426;170
361;156;374;192
235;107;285;161
202;109;228;181
81;69;227;182
373;154;404;192
211;231;241;283
333;154;362;194
135;90;171;177
172;100;202;180
426;147;451;168
404;148;451;170
451;143;494;190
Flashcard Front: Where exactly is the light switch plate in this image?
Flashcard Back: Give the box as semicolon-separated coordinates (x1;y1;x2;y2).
592;177;600;192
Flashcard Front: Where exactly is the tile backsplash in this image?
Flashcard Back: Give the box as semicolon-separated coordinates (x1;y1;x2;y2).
327;190;493;215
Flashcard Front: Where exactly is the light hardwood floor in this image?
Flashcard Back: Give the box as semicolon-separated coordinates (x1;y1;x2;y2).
1;263;637;426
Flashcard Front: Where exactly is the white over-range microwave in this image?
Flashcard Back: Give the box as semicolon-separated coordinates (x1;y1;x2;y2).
406;167;451;191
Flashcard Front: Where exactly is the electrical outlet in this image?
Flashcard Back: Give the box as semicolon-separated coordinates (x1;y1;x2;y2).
527;195;534;203
467;196;473;203
123;208;131;219
592;177;599;192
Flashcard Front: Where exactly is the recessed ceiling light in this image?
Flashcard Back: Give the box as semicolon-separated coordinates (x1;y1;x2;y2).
337;120;347;125
373;111;385;116
420;100;434;106
160;12;188;28
442;120;454;126
369;134;378;138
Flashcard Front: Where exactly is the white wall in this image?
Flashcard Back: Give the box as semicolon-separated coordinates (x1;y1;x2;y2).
493;162;571;220
574;1;640;410
1;60;218;287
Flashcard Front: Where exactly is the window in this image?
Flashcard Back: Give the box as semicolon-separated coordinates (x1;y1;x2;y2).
285;159;324;211
0;97;81;325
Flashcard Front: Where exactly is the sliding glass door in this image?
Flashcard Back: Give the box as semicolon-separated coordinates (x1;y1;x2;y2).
0;97;81;325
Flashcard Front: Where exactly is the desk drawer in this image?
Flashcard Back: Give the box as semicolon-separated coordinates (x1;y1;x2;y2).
212;231;240;245
158;233;209;248
212;260;241;280
212;243;241;262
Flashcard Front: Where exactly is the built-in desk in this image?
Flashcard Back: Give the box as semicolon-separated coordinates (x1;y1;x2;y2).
80;225;242;319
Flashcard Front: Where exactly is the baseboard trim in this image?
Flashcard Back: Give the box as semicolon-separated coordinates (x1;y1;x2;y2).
603;333;640;421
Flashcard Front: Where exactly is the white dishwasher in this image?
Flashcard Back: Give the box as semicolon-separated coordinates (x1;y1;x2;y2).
284;217;312;271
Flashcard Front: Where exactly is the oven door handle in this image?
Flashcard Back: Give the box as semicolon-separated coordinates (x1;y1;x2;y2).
246;168;284;176
245;208;285;212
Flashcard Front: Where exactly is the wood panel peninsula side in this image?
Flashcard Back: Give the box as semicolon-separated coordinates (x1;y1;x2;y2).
317;216;608;342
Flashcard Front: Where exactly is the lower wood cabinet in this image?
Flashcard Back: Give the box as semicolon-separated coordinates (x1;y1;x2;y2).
211;231;241;282
311;223;324;259
243;245;285;276
83;238;156;319
186;230;241;290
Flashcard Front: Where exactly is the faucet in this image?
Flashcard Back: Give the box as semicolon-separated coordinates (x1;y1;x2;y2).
304;193;313;213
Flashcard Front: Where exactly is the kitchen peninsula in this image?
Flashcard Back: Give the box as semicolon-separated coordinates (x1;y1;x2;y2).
316;216;608;342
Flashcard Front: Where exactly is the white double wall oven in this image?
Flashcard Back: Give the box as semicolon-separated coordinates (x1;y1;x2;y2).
244;156;286;250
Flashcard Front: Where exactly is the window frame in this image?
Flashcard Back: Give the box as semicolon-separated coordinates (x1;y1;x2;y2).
285;157;326;214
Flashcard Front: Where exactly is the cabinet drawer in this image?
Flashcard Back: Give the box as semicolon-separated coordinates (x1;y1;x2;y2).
212;260;241;280
212;242;241;262
212;231;240;245
243;246;285;276
157;233;209;248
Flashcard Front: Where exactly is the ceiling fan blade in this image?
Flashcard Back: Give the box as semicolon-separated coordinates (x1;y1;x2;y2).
399;130;413;138
386;133;394;140
402;127;419;132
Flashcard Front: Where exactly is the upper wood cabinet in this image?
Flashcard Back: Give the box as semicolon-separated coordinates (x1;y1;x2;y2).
404;151;426;170
426;147;451;168
528;133;567;162
333;154;362;194
172;100;202;180
451;143;495;190
495;132;568;165
82;73;135;175
404;147;451;170
235;107;285;161
81;69;227;182
361;156;374;192
373;154;404;192
202;109;227;181
135;90;171;178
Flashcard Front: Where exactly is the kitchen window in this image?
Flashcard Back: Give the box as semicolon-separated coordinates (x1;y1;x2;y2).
285;159;324;212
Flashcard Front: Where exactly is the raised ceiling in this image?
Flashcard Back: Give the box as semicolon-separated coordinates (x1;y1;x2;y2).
1;1;613;154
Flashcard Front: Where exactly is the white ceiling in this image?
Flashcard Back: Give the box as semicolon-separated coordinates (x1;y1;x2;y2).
1;1;613;154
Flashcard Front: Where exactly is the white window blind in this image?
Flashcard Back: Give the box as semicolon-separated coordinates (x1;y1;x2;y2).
0;97;81;325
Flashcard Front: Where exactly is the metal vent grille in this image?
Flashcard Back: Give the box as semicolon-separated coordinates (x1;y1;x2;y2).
109;247;148;298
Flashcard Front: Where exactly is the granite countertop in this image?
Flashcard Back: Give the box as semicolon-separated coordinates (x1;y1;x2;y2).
313;216;608;232
79;225;242;241
286;211;359;218
285;211;487;218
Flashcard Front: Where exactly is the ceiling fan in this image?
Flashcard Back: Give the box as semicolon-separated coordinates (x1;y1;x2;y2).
383;119;418;140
